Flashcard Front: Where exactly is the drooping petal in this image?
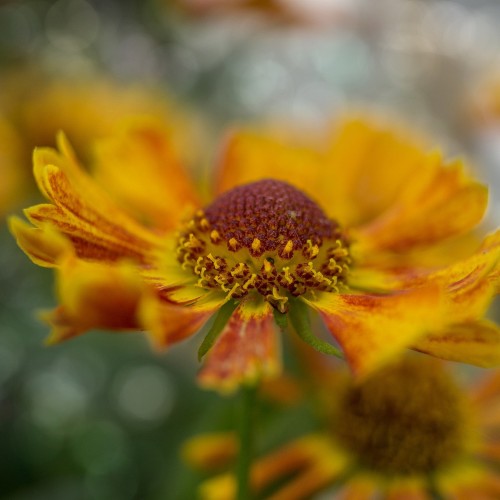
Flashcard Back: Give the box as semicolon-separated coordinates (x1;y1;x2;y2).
30;136;161;263
307;286;444;377
43;257;145;344
8;216;72;267
139;290;225;349
92;120;200;230
355;157;488;252
412;320;500;368
197;299;280;393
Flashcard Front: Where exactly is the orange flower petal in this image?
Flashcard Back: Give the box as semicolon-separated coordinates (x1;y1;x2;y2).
182;432;238;472
197;300;280;393
356;157;488;252
412;320;500;368
337;474;381;500
8;216;72;267
307;287;444;377
31;136;160;262
264;439;349;500
384;479;430;500
139;290;224;349
214;129;329;210
325;116;428;226
92;120;200;230
43;258;144;343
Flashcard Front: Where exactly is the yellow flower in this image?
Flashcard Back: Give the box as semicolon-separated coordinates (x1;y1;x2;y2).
9;115;500;392
0;67;196;216
192;357;500;499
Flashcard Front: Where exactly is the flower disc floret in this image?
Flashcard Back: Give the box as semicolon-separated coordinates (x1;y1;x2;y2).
176;179;351;312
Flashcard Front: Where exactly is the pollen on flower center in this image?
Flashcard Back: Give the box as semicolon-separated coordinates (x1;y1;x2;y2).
176;179;351;312
334;359;469;475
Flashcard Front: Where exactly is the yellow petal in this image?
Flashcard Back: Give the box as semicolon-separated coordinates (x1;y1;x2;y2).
44;258;144;343
197;299;280;393
31;138;161;261
182;432;238;472
356;157;488;252
325;116;429;226
214;129;329;211
92;119;200;230
8;216;72;267
307;286;444;377
412;320;500;368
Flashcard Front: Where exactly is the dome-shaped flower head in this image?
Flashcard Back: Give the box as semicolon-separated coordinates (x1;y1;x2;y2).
9;116;500;392
192;356;500;498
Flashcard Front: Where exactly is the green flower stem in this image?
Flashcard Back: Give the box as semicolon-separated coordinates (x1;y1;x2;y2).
236;383;258;500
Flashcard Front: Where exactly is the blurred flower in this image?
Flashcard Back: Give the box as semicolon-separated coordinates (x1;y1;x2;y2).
192;357;500;499
0;66;196;217
173;0;355;26
9;115;500;392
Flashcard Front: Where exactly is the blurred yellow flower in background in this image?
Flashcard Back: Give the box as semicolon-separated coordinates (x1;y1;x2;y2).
192;356;500;499
0;66;197;217
9;114;500;392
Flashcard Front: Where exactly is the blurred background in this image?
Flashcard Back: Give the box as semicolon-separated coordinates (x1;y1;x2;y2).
1;0;500;498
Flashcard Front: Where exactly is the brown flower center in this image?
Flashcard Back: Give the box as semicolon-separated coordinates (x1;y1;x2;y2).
334;358;469;475
176;179;350;311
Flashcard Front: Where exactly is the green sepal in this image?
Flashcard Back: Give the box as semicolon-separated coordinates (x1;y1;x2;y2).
272;308;288;331
198;299;239;362
288;297;343;359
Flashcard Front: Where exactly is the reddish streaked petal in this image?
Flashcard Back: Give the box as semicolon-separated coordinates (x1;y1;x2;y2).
197;300;280;393
26;203;152;263
93;120;200;230
43;258;145;344
8;216;72;267
307;287;444;377
32;138;161;261
139;291;223;349
356;158;488;252
412;320;500;368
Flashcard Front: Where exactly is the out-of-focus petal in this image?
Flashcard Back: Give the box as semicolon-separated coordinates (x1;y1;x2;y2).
92;120;200;230
438;464;500;499
325;116;428;226
356;157;488;252
198;299;280;393
182;432;238;472
307;286;444;377
214;129;332;212
8;216;72;267
336;474;381;500
412;320;500;368
43;257;145;343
